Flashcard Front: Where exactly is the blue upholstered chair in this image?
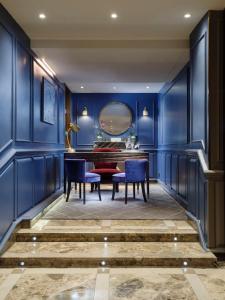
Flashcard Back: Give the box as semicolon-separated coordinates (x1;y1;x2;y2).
65;159;101;204
112;159;148;204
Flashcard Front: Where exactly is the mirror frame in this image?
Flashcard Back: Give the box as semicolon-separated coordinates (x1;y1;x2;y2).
99;101;133;136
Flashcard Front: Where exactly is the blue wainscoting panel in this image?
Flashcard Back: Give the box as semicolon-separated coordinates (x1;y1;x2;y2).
55;155;60;190
33;157;45;205
178;155;187;202
165;153;171;186
16;42;31;142
187;158;198;216
198;167;207;241
46;155;55;196
0;163;14;239
16;158;33;216
60;154;64;187
0;23;13;152
171;154;178;192
190;35;207;147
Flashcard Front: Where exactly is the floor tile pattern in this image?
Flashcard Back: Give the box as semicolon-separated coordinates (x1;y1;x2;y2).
0;268;225;299
43;183;187;220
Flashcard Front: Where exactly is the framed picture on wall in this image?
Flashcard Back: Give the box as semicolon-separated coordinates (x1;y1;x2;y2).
41;77;56;125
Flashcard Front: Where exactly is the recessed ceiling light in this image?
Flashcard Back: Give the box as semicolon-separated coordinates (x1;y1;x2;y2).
111;13;118;19
146;86;150;89
113;86;117;90
39;13;46;19
80;86;84;89
184;13;191;19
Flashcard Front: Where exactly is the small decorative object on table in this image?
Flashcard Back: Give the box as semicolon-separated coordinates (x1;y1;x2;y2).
66;122;80;153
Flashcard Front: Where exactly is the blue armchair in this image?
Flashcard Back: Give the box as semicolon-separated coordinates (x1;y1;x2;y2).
112;159;148;204
65;159;101;204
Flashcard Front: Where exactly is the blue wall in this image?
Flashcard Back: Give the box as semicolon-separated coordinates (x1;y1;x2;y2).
0;5;65;241
157;14;210;242
71;93;158;178
71;93;158;150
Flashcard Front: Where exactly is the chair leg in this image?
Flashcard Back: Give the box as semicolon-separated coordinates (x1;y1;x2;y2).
97;183;102;201
137;182;140;194
125;183;128;204
116;183;119;193
95;183;98;190
141;182;147;202
91;183;94;192
79;183;82;198
75;182;77;191
66;181;72;202
83;183;86;204
112;182;116;200
133;183;136;199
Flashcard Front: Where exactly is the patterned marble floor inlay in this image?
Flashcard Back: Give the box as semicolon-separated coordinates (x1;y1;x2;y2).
0;268;225;300
43;183;187;220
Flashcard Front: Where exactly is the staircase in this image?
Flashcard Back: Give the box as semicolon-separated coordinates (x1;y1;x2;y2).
0;219;216;268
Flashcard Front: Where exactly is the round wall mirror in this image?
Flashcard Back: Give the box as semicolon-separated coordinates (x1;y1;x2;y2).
99;102;132;135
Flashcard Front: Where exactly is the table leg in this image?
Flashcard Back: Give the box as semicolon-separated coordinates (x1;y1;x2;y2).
146;161;150;198
64;164;67;194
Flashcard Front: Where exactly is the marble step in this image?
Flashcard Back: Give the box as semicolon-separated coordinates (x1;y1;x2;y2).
0;241;216;268
15;219;199;242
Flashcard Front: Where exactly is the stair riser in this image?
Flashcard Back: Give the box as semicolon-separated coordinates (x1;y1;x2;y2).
0;257;216;268
15;233;199;243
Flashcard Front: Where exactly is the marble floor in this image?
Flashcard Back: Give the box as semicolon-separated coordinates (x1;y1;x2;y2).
43;183;187;220
16;219;199;242
0;267;225;300
0;240;216;268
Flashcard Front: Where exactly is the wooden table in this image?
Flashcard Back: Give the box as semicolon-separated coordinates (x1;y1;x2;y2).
64;151;150;197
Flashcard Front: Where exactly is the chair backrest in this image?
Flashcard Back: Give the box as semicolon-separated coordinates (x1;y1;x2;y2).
93;148;120;169
65;159;86;182
125;159;148;182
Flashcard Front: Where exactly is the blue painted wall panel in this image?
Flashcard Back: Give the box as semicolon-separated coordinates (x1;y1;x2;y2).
178;155;187;201
46;156;55;197
0;23;13;152
16;42;31;141
187;158;198;216
58;87;65;145
190;35;207;147
33;157;45;205
171;154;178;192
33;61;58;144
159;66;188;146
17;158;33;216
0;5;65;241
72;93;157;150
165;153;171;186
0;163;14;239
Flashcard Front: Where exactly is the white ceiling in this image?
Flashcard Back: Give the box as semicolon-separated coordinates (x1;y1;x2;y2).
2;0;225;93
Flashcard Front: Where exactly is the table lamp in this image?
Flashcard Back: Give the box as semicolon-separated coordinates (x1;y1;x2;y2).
66;122;80;152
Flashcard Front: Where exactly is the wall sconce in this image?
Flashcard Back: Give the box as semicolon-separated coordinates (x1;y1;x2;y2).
82;106;88;116
143;106;149;116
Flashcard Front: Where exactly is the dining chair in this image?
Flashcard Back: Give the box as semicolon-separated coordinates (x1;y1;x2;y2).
89;147;121;192
112;159;148;204
65;159;101;204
